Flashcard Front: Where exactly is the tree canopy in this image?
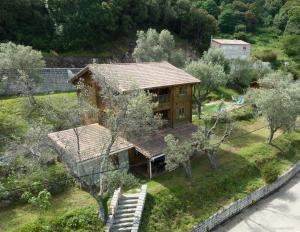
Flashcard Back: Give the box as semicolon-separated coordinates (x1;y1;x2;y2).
185;60;228;117
247;71;300;144
133;28;185;67
0;0;296;54
0;42;45;107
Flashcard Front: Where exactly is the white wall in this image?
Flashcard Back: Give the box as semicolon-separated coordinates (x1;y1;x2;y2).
220;44;250;60
77;150;130;184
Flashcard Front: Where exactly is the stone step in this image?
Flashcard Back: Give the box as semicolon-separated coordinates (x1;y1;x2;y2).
115;212;135;219
116;208;136;214
122;194;139;199
112;227;132;232
112;222;132;229
113;216;135;224
119;199;138;204
118;204;137;210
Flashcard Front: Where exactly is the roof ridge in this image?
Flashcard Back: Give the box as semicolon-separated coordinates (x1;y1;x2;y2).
90;61;171;66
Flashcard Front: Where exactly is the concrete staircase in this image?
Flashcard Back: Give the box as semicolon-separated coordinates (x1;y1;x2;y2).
106;185;147;232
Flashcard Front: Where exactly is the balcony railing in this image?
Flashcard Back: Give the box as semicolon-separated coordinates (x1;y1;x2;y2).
158;94;169;104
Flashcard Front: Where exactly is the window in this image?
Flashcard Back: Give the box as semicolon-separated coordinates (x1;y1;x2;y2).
176;107;185;119
155;110;169;120
178;86;187;96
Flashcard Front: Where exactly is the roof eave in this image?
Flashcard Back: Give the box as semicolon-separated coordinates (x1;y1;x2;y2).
121;80;201;93
68;65;90;83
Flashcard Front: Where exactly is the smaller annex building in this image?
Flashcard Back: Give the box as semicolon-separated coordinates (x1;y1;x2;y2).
48;62;200;179
48;124;134;184
211;39;250;60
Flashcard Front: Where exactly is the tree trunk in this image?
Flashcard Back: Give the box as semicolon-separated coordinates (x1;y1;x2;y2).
97;197;107;223
268;128;275;144
207;150;218;169
197;103;202;119
90;190;107;223
183;160;192;179
28;94;37;107
79;182;108;224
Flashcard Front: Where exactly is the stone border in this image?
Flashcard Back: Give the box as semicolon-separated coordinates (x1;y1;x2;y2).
105;187;122;232
191;160;300;232
132;184;147;232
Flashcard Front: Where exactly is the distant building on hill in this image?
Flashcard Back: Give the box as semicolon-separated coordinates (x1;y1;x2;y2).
210;39;250;60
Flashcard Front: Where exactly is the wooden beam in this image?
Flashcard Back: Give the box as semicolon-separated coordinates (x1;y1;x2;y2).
149;159;152;179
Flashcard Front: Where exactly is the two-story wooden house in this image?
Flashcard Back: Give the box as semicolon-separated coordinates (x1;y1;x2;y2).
48;62;200;178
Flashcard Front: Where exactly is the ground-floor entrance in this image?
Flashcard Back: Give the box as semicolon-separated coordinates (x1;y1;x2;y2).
128;149;166;179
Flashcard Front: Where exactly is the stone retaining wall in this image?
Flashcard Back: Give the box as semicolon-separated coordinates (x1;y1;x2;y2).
0;68;81;96
132;184;147;232
191;160;300;232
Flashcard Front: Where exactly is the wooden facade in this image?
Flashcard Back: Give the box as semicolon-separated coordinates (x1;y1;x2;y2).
151;84;193;128
76;71;193;128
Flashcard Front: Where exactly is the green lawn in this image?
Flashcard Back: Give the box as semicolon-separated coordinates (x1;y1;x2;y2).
0;92;76;151
203;102;228;113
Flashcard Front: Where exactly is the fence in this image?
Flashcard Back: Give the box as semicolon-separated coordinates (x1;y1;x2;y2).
0;68;81;96
191;160;300;232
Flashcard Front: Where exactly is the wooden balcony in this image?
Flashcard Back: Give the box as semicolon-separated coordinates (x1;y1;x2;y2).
154;94;170;111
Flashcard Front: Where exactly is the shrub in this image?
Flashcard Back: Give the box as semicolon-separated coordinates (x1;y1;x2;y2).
235;24;247;32
16;207;104;232
0;163;73;207
260;162;280;184
230;105;254;121
233;32;254;43
255;50;277;63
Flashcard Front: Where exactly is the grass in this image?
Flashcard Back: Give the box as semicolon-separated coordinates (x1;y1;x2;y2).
208;86;239;101
0;187;97;232
203;102;227;113
0;92;76;151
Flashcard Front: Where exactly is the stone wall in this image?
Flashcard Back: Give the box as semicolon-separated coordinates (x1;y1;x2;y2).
132;184;148;232
191;160;300;232
0;68;81;96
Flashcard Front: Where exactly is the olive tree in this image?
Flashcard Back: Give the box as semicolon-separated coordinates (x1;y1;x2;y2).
0;42;45;108
201;48;230;74
133;28;185;67
229;59;271;91
247;71;300;144
185;60;228;118
164;134;193;179
192;111;233;169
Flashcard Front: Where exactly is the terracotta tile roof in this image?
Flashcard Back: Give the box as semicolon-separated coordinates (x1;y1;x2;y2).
71;62;200;92
48;124;133;162
212;39;249;45
130;123;198;158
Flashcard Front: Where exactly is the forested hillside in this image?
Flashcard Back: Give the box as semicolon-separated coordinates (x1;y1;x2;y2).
0;0;298;54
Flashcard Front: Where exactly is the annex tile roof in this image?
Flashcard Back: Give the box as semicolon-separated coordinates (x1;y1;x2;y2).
48;124;133;162
131;122;198;158
212;39;250;45
71;62;200;92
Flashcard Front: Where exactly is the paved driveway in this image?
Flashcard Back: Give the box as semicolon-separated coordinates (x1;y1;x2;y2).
214;173;300;232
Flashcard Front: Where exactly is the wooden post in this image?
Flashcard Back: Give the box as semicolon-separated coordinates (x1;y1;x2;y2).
149;159;152;179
